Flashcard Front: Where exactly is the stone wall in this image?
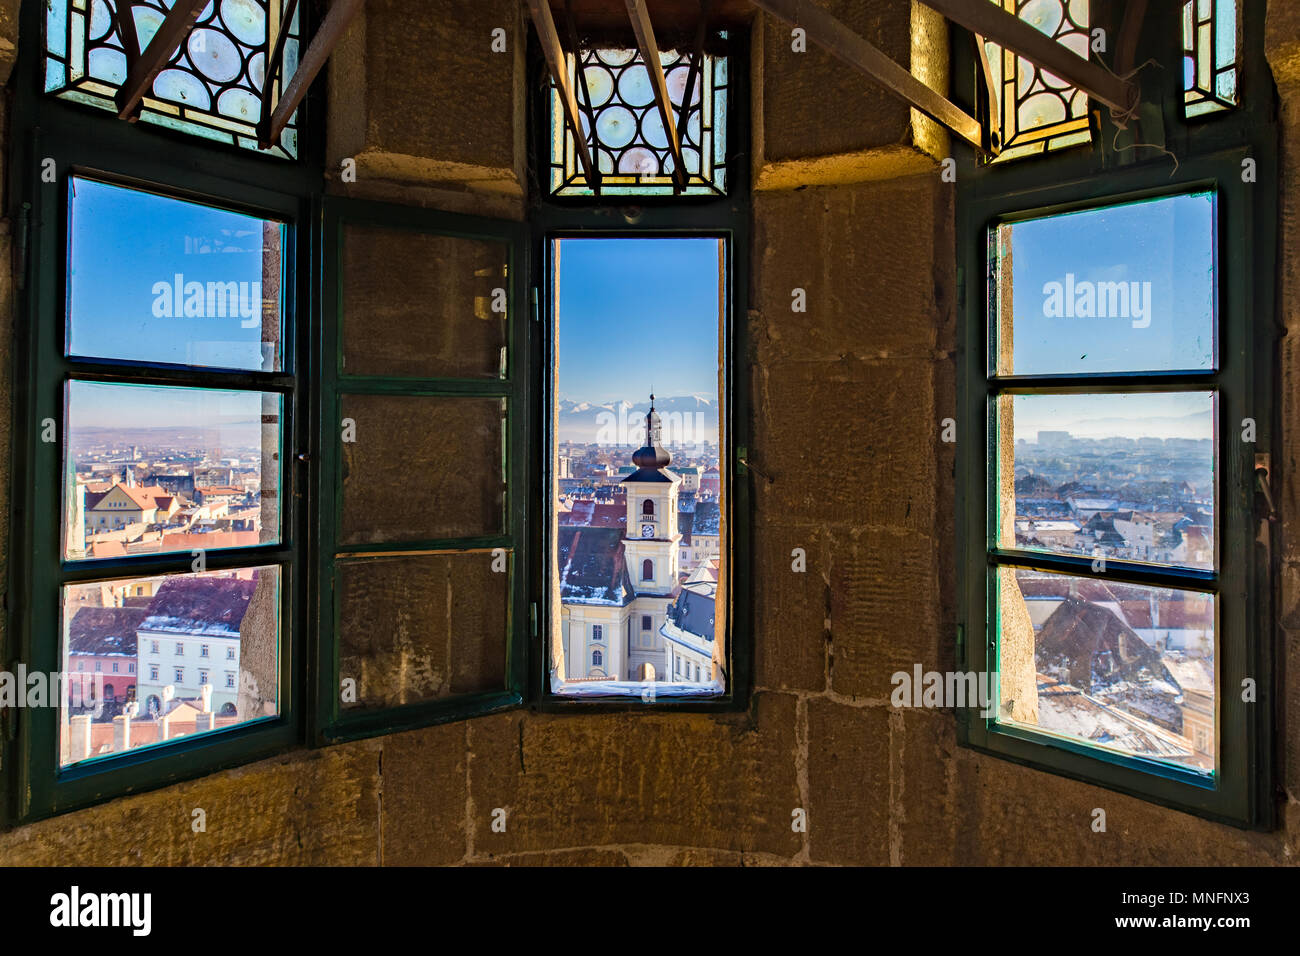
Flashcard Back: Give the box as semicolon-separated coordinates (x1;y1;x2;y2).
0;0;1297;866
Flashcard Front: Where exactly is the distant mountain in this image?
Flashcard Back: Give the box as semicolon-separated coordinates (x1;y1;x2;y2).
555;395;718;445
1021;411;1211;442
68;423;263;454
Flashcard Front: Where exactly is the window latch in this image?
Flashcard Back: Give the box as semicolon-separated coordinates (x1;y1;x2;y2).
736;448;774;484
1255;456;1277;523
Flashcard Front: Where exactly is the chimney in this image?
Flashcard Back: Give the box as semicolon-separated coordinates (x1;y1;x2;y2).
112;713;132;752
69;714;93;762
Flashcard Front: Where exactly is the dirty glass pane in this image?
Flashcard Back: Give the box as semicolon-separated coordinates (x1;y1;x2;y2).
339;394;506;545
65;380;282;561
45;0;302;159
340;225;509;380
993;192;1217;376
995;566;1215;775
68;178;284;372
995;391;1215;570
59;565;281;767
549;237;725;697
337;552;508;709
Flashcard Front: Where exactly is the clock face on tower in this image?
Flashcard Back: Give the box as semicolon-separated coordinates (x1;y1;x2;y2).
641;523;655;538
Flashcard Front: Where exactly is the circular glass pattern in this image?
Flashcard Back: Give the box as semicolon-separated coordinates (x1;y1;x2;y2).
155;68;212;108
189;28;242;83
596;105;637;149
220;0;266;47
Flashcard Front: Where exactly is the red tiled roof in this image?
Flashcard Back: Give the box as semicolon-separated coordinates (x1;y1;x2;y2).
161;531;262;550
67;606;148;656
558;500;627;528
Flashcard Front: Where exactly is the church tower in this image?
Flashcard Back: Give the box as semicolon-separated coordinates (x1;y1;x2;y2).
622;396;681;679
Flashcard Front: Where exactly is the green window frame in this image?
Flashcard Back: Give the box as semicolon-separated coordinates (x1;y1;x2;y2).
527;29;754;714
1;5;757;826
4;0;321;826
954;0;1277;827
314;198;531;742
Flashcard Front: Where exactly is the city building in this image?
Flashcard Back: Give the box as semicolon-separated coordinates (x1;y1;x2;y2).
558;399;718;683
134;575;256;717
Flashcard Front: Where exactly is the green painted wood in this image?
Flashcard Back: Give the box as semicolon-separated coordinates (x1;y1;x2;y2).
952;0;1277;828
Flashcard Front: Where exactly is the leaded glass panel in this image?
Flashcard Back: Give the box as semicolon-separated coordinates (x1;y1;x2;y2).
983;0;1092;163
548;47;728;197
1183;0;1240;117
44;0;301;159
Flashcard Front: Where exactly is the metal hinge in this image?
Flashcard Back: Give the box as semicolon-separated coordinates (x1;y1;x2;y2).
1255;453;1277;523
531;287;539;322
0;659;16;741
736;447;774;483
530;601;538;639
14;202;31;293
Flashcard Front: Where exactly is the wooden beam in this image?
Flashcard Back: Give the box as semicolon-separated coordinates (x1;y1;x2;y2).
750;0;983;150
562;0;602;194
118;1;142;66
265;0;366;149
114;0;208;120
675;0;712;167
1114;0;1149;79
527;0;600;189
924;0;1136;113
624;0;688;189
257;0;301;149
973;33;1001;155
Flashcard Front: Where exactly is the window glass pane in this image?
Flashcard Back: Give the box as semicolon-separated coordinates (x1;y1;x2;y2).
1183;0;1239;117
338;394;506;545
45;0;302;159
69;178;284;372
550;48;728;196
993;192;1216;375
340;225;508;380
549;237;725;696
337;552;508;710
60;566;281;767
983;0;1092;163
995;566;1215;775
996;392;1215;570
65;381;282;560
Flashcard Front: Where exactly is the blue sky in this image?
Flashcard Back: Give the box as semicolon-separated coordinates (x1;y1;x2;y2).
68;178;273;374
1007;191;1215;376
1006;192;1216;440
69;381;267;434
1013;392;1215;442
555;238;722;404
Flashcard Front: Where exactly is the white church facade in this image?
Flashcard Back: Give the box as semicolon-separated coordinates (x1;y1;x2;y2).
557;398;716;685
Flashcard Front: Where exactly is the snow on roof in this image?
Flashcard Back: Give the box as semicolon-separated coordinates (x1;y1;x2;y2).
139;575;258;638
67;606;149;656
557;527;633;606
692;500;720;535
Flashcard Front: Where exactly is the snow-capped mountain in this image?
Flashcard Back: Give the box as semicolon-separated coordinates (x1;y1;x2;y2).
555;394;718;445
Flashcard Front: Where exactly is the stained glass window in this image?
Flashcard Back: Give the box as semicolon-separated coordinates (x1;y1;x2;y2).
983;0;1092;163
1183;0;1240;117
548;47;728;197
44;0;301;160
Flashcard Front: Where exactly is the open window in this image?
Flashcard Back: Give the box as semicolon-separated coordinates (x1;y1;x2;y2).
526;7;750;709
546;237;728;700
